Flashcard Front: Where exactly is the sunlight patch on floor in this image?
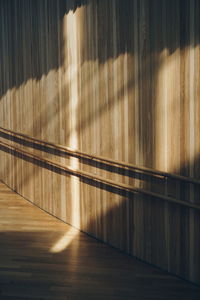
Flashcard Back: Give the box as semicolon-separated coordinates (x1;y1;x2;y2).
50;227;79;253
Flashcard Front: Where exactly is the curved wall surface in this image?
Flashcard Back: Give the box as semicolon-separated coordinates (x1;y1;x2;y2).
0;0;200;285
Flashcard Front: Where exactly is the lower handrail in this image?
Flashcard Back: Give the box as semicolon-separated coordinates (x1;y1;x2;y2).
0;140;200;211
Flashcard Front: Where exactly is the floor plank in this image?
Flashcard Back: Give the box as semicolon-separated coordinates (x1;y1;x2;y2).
0;181;199;300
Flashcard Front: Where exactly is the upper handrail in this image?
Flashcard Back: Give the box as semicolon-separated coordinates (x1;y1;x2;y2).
1;126;200;185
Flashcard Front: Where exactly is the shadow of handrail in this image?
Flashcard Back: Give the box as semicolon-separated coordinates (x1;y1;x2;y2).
1;139;200;211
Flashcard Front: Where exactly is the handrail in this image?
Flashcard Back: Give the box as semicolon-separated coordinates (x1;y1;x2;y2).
1;126;200;185
0;139;200;211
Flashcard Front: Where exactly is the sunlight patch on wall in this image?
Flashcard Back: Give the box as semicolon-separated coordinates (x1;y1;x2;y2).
154;48;169;172
155;48;181;173
65;9;80;228
155;44;199;176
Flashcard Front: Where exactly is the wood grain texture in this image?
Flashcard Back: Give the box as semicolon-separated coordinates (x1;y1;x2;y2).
0;0;200;284
0;182;200;300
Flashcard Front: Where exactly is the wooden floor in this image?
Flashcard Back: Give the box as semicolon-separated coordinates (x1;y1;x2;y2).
0;182;199;300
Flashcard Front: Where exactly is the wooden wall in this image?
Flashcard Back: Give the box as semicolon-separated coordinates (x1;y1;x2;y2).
0;0;200;284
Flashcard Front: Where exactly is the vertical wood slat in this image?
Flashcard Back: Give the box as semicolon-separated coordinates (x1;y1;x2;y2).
0;0;200;285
